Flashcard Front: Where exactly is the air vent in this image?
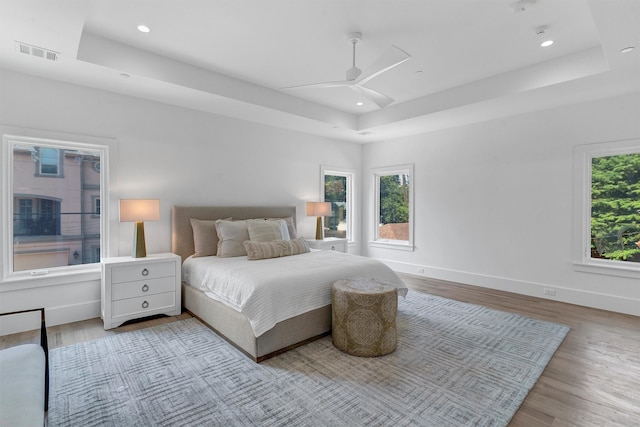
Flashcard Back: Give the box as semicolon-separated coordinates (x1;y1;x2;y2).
15;41;59;61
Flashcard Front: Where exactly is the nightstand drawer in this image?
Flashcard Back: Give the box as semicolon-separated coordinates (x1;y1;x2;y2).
112;292;176;318
111;262;175;284
306;238;348;253
111;277;176;301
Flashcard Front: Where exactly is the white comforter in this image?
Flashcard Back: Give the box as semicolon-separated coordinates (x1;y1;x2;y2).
182;250;407;337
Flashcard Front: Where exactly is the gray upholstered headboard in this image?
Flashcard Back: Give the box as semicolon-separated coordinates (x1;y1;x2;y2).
171;206;297;263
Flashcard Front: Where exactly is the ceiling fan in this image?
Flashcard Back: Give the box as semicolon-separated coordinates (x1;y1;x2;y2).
282;32;412;109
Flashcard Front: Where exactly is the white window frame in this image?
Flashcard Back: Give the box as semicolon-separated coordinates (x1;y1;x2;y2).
370;164;414;251
573;138;640;278
321;166;356;243
1;128;117;285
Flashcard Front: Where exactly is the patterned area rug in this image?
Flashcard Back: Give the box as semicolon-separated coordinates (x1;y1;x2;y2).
48;291;569;426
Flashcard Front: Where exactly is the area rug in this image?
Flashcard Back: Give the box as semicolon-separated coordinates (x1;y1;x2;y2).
48;291;569;426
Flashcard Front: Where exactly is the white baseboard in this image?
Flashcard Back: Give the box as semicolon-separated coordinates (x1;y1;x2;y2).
381;259;640;317
0;300;101;336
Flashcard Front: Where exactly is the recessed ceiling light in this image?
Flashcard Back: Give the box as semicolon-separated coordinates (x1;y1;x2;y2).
120;73;130;78
356;101;364;106
535;25;553;48
620;46;635;54
137;25;150;33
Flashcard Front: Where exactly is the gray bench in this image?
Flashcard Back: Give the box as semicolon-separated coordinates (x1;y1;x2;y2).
0;308;49;426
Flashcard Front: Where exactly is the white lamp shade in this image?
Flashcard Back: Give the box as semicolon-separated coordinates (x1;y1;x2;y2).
119;199;160;222
306;202;331;217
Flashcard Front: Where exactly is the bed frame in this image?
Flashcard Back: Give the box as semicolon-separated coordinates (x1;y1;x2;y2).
171;206;331;362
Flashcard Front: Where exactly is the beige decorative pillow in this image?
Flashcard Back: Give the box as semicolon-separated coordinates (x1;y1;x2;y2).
190;218;230;257
243;237;310;260
215;220;250;257
247;219;290;242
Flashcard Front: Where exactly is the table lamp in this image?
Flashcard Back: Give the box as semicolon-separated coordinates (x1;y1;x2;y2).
306;202;331;240
119;199;160;258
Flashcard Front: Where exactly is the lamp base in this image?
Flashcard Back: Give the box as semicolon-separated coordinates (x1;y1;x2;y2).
132;221;147;258
315;216;323;240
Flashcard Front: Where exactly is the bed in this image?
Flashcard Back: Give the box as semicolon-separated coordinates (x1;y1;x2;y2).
172;205;407;362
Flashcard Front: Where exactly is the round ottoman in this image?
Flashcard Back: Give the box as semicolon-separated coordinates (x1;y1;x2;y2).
332;277;398;357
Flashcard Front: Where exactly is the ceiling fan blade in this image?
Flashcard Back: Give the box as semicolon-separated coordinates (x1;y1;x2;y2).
355;45;412;86
281;80;352;90
352;85;394;108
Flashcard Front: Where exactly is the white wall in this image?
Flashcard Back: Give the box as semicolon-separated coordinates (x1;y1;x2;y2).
363;91;640;316
2;68;638;335
0;70;362;333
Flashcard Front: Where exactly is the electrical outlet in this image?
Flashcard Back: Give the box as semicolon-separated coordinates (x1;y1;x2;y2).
417;268;424;274
544;288;556;296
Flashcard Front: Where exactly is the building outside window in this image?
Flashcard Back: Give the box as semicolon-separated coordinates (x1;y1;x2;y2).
5;136;105;274
371;164;414;250
322;167;354;241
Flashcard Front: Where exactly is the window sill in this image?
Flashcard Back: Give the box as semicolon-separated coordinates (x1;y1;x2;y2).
0;264;101;292
573;261;640;279
368;240;415;251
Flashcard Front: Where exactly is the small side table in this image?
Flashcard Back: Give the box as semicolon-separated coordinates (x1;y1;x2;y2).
331;277;398;357
306;237;347;253
101;253;181;330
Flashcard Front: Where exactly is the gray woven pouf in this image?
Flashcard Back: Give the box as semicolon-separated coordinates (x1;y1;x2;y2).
332;277;397;357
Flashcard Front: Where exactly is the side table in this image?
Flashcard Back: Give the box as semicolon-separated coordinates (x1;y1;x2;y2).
101;253;181;330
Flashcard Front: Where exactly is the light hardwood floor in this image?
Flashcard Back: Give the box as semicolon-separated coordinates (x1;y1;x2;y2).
2;275;639;426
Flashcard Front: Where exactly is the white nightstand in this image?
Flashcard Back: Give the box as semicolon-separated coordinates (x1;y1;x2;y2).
306;237;348;253
101;253;181;330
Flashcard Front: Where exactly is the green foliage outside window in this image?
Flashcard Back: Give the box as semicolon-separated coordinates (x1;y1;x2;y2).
325;176;345;201
591;153;640;262
324;175;347;237
379;174;409;224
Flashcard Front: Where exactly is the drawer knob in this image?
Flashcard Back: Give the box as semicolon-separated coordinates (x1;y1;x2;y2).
142;284;149;292
142;300;149;309
141;268;149;277
331;245;336;250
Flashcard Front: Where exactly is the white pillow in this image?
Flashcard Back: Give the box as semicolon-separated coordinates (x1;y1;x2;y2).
215;220;249;257
247;219;290;242
266;216;298;239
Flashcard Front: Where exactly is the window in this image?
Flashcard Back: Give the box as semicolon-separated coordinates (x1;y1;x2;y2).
13;197;61;236
321;166;355;242
371;164;414;250
38;147;62;176
573;139;640;276
2;134;111;277
92;196;101;218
